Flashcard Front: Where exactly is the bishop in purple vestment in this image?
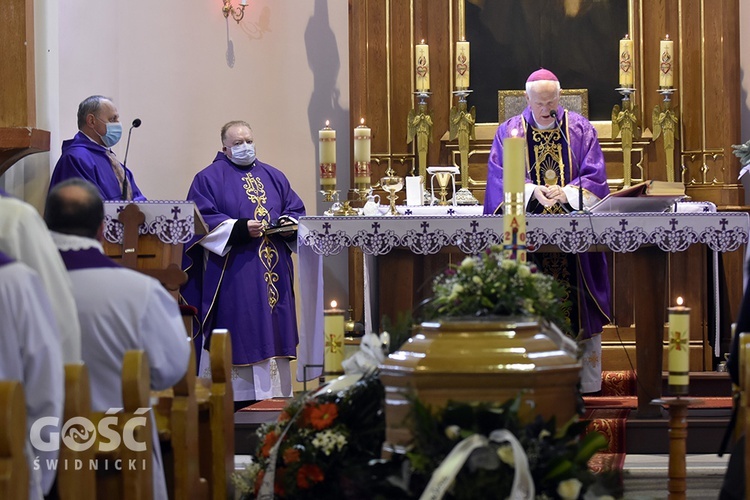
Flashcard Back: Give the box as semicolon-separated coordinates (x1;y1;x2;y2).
483;69;611;393
182;121;305;403
50;95;145;201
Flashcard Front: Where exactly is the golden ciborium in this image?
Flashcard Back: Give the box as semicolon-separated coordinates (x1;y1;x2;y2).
379;168;404;216
427;166;459;206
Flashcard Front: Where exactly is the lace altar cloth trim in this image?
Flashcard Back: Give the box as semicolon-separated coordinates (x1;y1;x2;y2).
103;200;196;246
298;212;749;257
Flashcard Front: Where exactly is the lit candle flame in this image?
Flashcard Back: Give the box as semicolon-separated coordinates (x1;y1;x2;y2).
421;39;425;44
360;118;365;125
676;296;684;306
330;300;338;309
325;120;330;127
511;128;519;138
665;34;670;40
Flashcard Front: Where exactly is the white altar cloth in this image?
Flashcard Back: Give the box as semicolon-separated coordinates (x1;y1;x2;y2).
295;210;749;381
102;200;198;245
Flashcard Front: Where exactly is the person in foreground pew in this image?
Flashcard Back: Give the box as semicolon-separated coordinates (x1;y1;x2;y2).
49;95;146;201
719;278;750;499
483;68;611;393
44;178;189;500
0;250;64;500
0;190;81;364
182;120;306;412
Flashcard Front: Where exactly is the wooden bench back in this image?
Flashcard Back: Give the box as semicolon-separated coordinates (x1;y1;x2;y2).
0;380;28;500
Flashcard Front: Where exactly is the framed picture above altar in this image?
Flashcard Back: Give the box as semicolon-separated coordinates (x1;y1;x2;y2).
464;0;630;123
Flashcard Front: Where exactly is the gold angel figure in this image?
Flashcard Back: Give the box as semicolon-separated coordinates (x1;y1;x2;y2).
611;102;641;142
652;105;680;150
449;102;476;194
407;102;433;178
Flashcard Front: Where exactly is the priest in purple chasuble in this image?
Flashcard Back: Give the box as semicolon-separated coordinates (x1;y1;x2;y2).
50;95;146;201
182;120;306;407
484;69;612;393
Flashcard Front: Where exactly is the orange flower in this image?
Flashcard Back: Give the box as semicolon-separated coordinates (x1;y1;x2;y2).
278;410;292;424
296;463;325;489
283;447;300;464
261;430;279;458
307;402;339;430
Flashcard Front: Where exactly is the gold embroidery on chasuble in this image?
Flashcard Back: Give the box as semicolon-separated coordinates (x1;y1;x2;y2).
528;125;568;215
242;172;280;310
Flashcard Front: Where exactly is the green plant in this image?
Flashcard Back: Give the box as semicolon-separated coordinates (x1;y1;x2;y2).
426;245;571;335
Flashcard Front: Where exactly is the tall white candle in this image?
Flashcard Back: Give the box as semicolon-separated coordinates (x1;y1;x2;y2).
668;297;690;395
319;121;336;187
324;300;345;374
415;40;430;92
455;40;470;89
503;129;525;194
353;118;371;164
659;35;675;88
502;129;527;264
619;35;634;87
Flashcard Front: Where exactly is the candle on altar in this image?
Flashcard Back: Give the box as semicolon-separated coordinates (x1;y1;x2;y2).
353;118;371;188
319;121;336;187
415;40;430;91
324;300;345;374
455;40;470;89
659;35;675;88
503;129;525;194
502;128;527;263
618;34;634;87
668;296;690;395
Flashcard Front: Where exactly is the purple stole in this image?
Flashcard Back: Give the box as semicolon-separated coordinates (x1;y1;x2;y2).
59;247;121;271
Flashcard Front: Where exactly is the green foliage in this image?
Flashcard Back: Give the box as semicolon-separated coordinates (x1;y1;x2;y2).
425;246;572;336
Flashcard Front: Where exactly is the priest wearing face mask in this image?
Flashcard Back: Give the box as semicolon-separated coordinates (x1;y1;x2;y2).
182;120;306;411
50;95;146;201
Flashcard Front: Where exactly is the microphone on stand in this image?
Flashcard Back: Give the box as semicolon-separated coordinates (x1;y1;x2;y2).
550;110;584;213
122;118;142;201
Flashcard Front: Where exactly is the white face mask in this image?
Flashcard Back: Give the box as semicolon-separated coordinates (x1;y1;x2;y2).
230;142;256;166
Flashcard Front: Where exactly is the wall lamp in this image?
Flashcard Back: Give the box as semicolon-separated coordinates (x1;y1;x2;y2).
223;0;247;23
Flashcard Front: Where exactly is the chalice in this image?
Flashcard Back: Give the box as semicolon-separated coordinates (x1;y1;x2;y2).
379;174;404;216
427;166;459;206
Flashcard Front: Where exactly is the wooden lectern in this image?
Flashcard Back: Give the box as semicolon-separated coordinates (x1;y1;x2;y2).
102;201;207;293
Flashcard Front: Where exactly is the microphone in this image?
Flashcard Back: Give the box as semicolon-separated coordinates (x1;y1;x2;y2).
550;110;584;213
121;118;141;201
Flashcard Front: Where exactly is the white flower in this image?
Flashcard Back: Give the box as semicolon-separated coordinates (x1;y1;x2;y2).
538;429;551;440
517;264;531;277
500;259;516;270
472;275;483;286
445;425;461;440
557;478;583;500
450;284;464;296
311;429;348;456
460;256;476;270
497;444;515;467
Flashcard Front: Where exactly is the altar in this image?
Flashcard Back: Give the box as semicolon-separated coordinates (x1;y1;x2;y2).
297;207;749;417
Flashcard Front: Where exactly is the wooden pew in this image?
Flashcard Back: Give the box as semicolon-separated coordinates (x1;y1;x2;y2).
155;343;208;500
57;363;95;500
0;380;28;500
198;329;234;500
93;350;154;500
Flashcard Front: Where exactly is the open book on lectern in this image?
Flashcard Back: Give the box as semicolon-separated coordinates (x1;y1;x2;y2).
589;180;686;214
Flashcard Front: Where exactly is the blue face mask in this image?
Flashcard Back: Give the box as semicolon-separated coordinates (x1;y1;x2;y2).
96;121;123;148
230;142;256;166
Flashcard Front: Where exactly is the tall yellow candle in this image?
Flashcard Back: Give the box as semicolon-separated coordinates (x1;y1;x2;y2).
668;297;690;395
319;121;336;187
455;40;470;89
324;300;345;374
415;40;430;91
503;129;525;194
502;129;527;263
659;35;675;88
619;34;634;87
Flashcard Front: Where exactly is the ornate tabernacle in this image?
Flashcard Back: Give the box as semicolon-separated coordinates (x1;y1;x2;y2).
102;201;206;292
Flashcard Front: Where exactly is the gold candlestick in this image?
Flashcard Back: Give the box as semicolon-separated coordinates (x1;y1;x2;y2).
407;92;433;181
653;88;680;183
450;90;479;205
612;87;640;188
354;160;371;201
